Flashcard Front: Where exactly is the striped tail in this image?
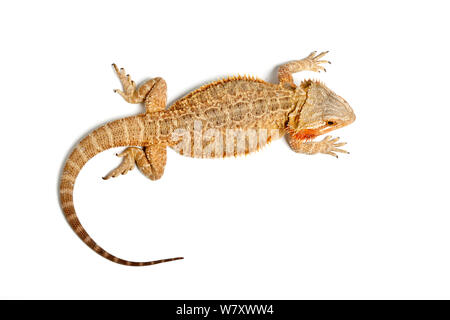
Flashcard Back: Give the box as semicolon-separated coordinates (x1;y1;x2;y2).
59;115;183;266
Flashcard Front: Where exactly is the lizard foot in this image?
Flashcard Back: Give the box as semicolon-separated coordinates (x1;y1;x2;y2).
303;51;331;73
320;136;348;158
102;148;136;180
112;63;140;103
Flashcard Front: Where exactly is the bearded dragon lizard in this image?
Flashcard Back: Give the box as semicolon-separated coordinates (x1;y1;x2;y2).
60;51;356;266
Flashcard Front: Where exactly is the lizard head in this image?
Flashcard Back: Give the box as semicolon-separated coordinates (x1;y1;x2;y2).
287;80;355;140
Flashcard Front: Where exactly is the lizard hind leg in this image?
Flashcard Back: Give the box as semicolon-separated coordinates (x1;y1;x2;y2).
103;145;167;181
112;63;167;113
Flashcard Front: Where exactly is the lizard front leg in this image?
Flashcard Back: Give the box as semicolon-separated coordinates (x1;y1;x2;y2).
278;51;330;87
103;145;167;181
112;63;167;113
287;135;348;158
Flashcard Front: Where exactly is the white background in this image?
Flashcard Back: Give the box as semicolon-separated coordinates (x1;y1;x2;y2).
1;0;449;299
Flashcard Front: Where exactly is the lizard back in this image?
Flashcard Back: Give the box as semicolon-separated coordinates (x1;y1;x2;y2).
158;77;297;157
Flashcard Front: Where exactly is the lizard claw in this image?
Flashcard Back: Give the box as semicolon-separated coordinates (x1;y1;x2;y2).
320;136;349;158
112;63;137;102
304;51;331;73
102;149;136;180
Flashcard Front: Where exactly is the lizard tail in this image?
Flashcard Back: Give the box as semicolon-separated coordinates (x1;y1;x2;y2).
59;115;183;266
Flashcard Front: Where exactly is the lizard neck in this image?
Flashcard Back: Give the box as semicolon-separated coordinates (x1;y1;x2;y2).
285;85;307;129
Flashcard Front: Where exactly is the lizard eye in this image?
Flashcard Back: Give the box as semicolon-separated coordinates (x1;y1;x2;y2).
327;121;335;125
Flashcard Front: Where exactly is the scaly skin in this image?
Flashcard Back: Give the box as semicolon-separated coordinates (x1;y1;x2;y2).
59;51;356;266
